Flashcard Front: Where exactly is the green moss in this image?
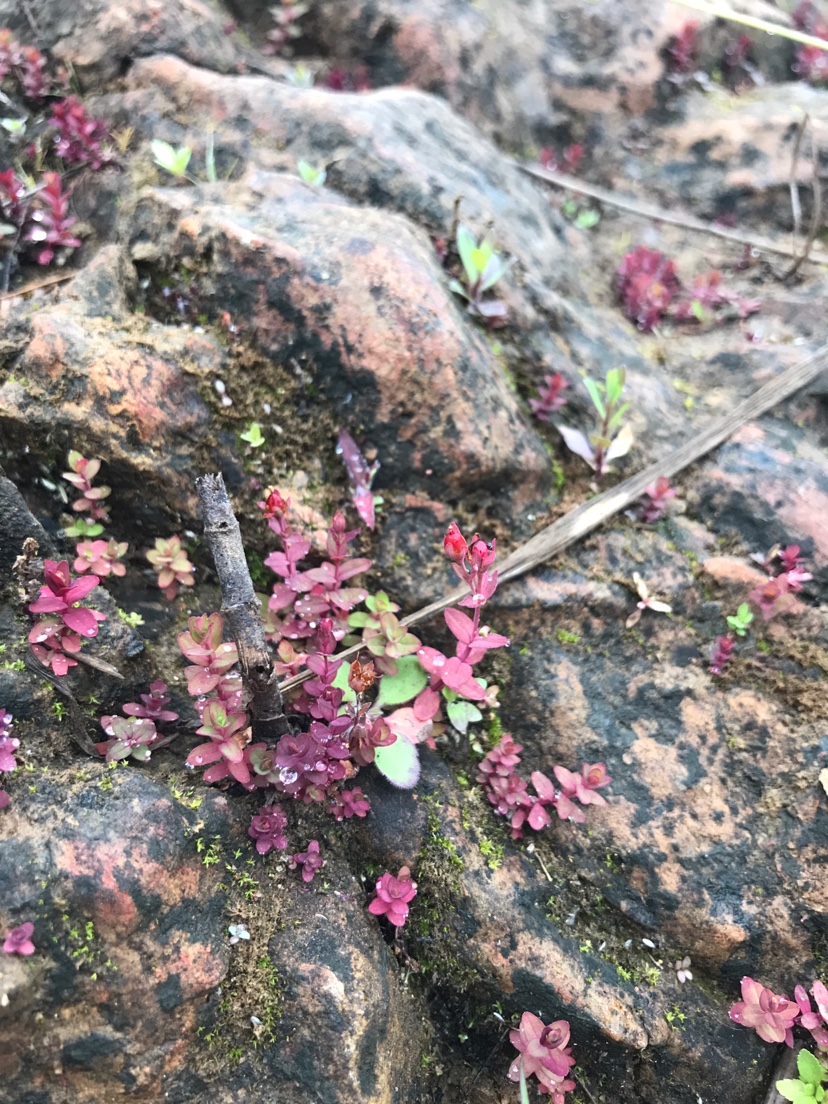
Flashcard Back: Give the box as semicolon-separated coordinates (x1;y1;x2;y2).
556;628;580;646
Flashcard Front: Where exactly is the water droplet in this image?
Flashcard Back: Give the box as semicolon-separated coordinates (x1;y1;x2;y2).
433;657;444;667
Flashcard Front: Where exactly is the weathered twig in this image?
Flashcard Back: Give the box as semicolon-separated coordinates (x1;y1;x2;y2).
280;342;828;693
762;1045;799;1104
519;163;828;269
785;126;824;281
195;473;290;741
0;271;74;304
788;113;808;247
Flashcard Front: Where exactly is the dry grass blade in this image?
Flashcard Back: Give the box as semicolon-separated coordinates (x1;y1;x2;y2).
279;343;828;693
519;163;828;268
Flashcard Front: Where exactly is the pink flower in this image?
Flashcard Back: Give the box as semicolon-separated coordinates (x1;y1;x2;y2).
729;977;798;1045
748;575;794;621
795;981;828;1049
248;804;288;855
74;538;127;577
508;1012;576;1101
3;921;35;956
292;840;324;883
367;866;417;928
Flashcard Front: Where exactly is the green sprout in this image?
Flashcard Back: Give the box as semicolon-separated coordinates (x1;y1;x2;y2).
449;224;509;326
297;160;326;186
64;517;105;538
151;140;193;179
776;1049;827;1104
239;422;266;448
726;603;754;637
558;367;634;481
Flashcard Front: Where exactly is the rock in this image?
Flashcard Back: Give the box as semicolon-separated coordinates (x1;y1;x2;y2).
623;82;828;232
358;753;774;1104
0;0;245;84
290;0;700;150
123;172;551;509
0;768;425;1103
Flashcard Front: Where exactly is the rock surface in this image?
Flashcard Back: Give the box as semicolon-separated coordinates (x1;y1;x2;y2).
1;1;828;1103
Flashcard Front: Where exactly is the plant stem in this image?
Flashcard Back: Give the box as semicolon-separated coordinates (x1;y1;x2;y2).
195;473;290;741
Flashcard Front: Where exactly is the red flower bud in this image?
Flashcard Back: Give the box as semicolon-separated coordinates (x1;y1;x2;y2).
261;489;288;519
443;522;468;563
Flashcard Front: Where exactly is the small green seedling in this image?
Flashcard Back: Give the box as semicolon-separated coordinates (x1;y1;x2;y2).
151;140;193;179
776;1049;827;1104
1;118;26;138
449;224;509;326
239;422;266;448
726;603;754;637
558;367;634;481
297;160;326;186
64;517;104;538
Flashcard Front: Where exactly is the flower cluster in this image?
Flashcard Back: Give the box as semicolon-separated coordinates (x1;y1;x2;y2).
0;709;18;810
74;538;127;577
792;2;828;85
180;614;257;785
27;559;106;676
530;372;569;422
730;976;828;1050
24;172;82;266
508;1012;576;1103
538;144;584;175
3;921;35;956
62;451;111;536
290;839;324;883
666;20;699;76
749;543;812;621
248;803;288;855
708;634;736;677
146;535;195;601
367;866;417;928
49;95;114;169
262;493;370;652
96;680;179;763
0;31;55;101
477;734;611;839
324;65;371;92
636;476;677;523
616;246;759;332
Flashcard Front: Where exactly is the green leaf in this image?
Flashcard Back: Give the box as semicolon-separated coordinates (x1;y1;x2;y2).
583;376;606;419
374;655;428;709
447;699;483;734
456;225;479;284
690;298;706;322
776;1079;812;1104
239;422;265;447
575;208;600;229
726;602;754;636
374;738;420;788
297;160;326;186
798;1050;826;1088
151;139;192;178
331;660;356;702
448;277;470;301
605;368;626;405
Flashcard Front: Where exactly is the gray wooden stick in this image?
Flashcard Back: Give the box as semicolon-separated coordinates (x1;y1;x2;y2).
195;473;290;740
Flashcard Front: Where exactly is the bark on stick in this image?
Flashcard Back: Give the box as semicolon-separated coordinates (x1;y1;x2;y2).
195;473;289;741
